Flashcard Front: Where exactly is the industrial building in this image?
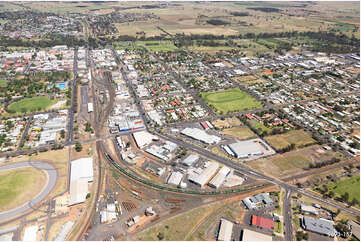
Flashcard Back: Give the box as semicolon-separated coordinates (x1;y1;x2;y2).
182;154;199;167
167;171;183;186
209;166;231;189
188;161;219;187
217;218;233;241
181;127;221;144
133;131;157;148
227;140;263;159
301;216;336;237
241;229;272;241
69;157;94;206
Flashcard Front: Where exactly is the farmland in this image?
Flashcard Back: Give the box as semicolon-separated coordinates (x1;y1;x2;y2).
8;96;55;113
265;130;316;151
0;168;46;212
201;88;263;114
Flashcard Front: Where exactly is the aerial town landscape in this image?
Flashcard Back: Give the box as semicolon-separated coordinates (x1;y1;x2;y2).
0;1;359;241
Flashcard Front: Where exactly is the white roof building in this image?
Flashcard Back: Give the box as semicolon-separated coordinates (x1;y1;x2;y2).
218;218;233;241
23;225;38;241
70;158;94;183
241;229;272;241
69;157;94;206
181;128;221;144
189;162;219;187
133;131;156;148
167;171;183;186
209;166;231;189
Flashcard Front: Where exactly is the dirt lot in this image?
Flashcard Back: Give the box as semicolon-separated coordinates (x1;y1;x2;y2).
211;117;242;129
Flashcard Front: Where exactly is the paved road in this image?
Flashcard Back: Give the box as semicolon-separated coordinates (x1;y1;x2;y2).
66;48;78;145
0;161;58;222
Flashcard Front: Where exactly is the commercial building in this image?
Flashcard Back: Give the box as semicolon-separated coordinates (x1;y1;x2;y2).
181;128;221;144
301;217;336;237
241;229;272;241
243;193;273;210
209;166;231;189
188;162;219;187
217;218;233;241
69;157;94;206
227;140;263;159
251;215;274;230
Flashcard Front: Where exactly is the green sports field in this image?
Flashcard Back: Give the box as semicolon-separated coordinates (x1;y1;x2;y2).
201;88;263;114
8;96;55;113
0;168;46;212
0;80;7;87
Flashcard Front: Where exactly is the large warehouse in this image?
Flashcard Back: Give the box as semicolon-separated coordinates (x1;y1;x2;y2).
217;218;233;241
188;161;219;187
227;140;264;159
133;130;157;148
209;166;231;189
181;127;221;144
69;157;94;206
241;229;272;241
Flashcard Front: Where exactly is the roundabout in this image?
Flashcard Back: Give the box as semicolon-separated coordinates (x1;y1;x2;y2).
0;161;58;222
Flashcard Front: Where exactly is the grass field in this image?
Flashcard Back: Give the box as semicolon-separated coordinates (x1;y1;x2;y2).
265;130;316;150
0;168;46;212
135;41;179;52
222;126;256;140
8;96;55;113
317;174;360;203
0;80;7;87
247;145;343;177
251;121;273;134
201;88;263;114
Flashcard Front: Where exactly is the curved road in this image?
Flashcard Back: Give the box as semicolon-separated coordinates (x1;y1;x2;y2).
0;161;58;222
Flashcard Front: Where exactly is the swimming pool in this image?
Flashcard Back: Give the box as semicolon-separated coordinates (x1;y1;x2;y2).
57;83;66;89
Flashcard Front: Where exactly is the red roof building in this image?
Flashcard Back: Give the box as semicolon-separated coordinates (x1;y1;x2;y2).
245;113;254;120
251;215;274;230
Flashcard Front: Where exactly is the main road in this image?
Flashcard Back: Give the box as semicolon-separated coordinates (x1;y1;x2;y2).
0;161;58;222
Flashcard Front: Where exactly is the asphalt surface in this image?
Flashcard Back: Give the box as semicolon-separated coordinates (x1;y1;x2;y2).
0;161;58;222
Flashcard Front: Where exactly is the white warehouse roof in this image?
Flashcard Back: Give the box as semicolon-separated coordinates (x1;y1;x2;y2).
209;166;231;189
133;131;156;148
227;140;263;158
241;229;272;241
70;157;94;183
167;171;183;186
181;128;221;144
23;225;38;241
189;162;219;187
218;218;233;241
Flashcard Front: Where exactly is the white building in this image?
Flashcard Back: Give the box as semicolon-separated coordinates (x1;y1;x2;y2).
209;166;231;189
189;162;219;187
69;157;94;205
218;218;233;241
181;128;221;144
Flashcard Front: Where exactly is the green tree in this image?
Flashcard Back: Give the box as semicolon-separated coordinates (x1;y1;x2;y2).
75;142;82;152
